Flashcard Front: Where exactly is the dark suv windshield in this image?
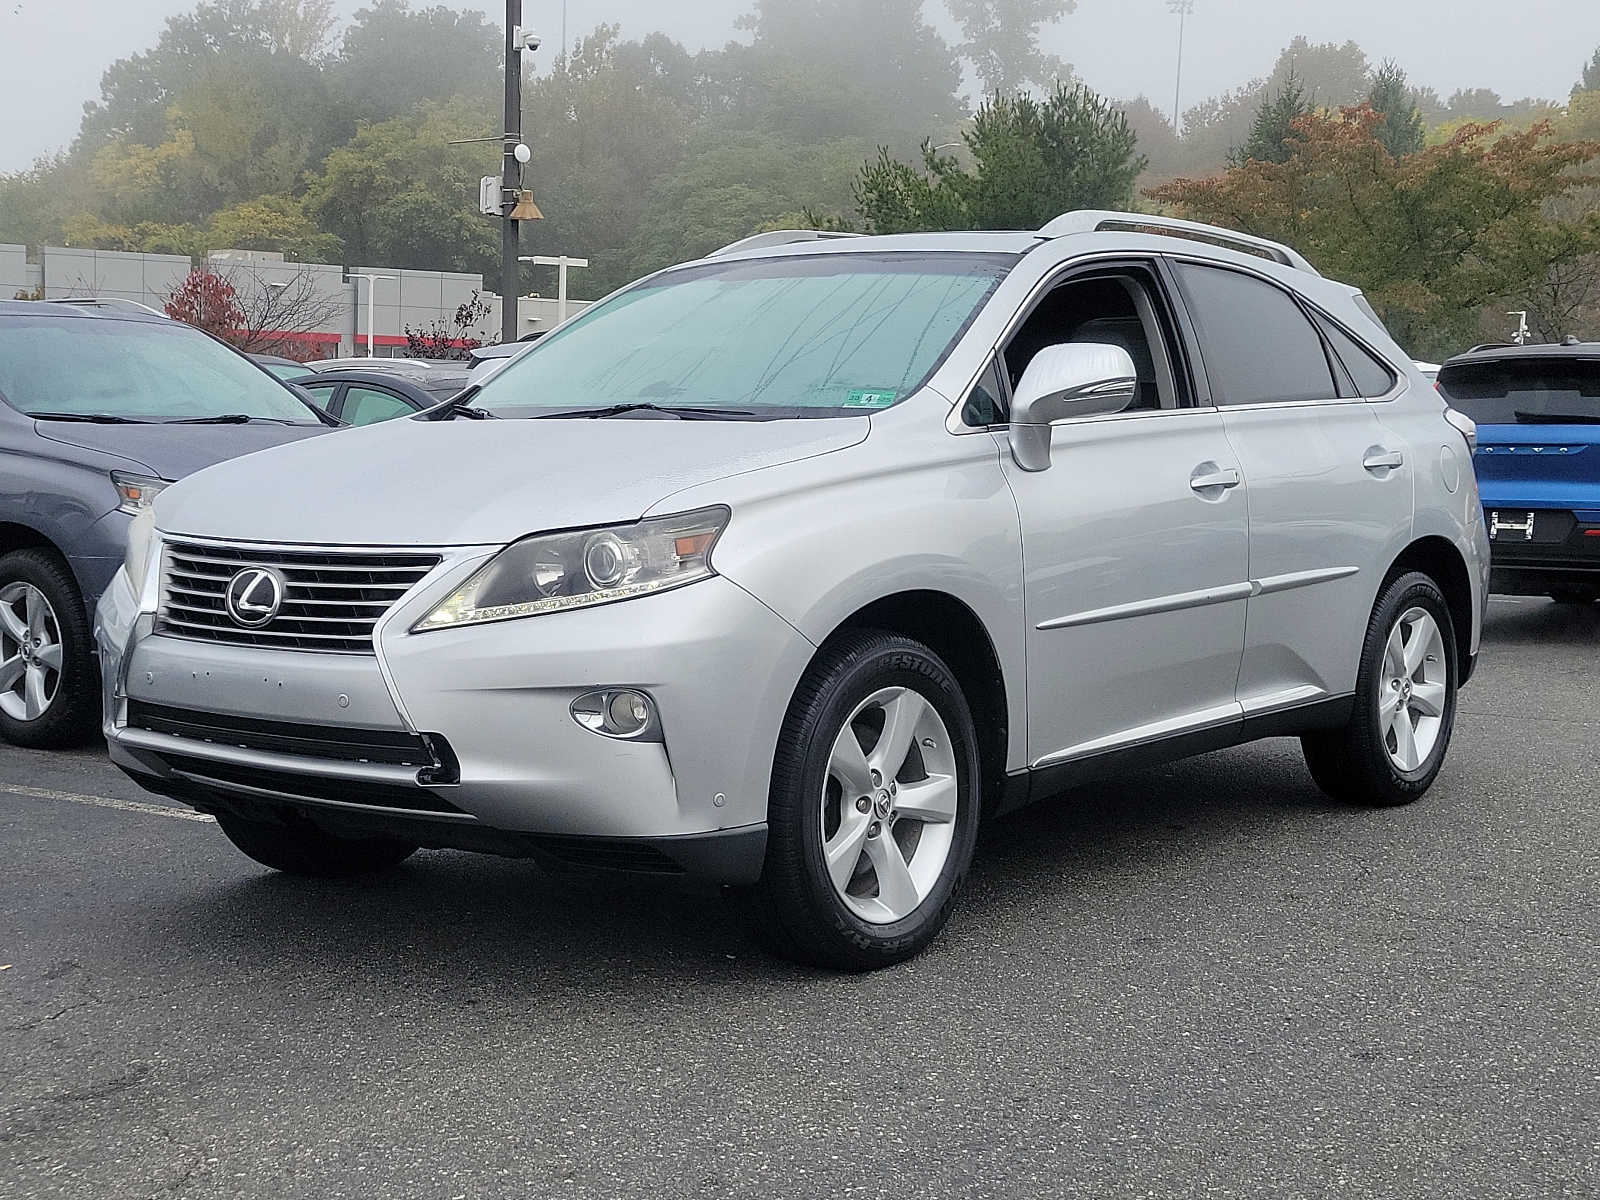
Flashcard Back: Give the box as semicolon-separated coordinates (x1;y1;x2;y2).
475;252;1017;419
1437;357;1600;424
0;314;321;423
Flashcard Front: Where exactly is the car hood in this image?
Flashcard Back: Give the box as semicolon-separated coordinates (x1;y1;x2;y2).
35;421;330;481
155;415;871;547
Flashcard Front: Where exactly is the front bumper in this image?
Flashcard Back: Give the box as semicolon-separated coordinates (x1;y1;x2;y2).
97;562;817;884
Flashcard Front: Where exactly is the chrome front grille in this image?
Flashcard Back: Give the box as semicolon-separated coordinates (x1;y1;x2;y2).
156;542;441;654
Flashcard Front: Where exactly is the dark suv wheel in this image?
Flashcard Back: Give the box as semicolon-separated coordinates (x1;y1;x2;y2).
0;548;99;749
754;631;982;971
1302;571;1458;807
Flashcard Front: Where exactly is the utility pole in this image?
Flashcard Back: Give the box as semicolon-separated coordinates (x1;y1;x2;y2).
1168;0;1195;132
501;0;527;345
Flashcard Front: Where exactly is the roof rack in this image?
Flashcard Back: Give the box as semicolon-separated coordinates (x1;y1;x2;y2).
1038;210;1320;276
44;296;169;317
709;229;862;258
1464;342;1514;354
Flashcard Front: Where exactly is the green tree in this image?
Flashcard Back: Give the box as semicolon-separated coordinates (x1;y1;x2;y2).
205;196;342;260
706;1;964;144
302;102;496;277
946;0;1075;96
1233;74;1310;165
1368;60;1424;157
1577;47;1600;95
1150;107;1600;358
330;0;501;123
855;82;1144;233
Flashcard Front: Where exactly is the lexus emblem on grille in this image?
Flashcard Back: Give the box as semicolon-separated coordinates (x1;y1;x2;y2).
224;567;286;627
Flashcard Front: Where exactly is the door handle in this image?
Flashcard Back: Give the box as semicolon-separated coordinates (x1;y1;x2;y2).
1189;465;1242;492
1363;449;1405;472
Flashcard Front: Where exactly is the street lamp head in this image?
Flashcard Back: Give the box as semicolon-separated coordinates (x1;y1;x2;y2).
1167;0;1195;12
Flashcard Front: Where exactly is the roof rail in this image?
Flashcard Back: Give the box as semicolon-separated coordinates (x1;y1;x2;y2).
709;229;862;258
1464;342;1514;354
1038;210;1320;276
44;296;169;317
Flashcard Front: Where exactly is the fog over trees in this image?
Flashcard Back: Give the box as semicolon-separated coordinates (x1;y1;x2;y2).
3;1;1599;348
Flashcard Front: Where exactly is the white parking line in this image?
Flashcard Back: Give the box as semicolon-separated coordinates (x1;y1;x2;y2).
0;784;214;822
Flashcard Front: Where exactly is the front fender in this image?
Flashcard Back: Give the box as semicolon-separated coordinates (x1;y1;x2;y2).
660;416;1028;773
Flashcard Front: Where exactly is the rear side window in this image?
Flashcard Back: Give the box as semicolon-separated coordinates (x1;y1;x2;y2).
1314;314;1397;398
342;385;416;426
1437;359;1600;425
1174;263;1337;406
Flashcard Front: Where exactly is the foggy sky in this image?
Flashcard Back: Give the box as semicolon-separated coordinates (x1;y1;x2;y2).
5;0;1598;172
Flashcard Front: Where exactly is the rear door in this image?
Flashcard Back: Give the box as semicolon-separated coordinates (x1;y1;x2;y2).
1171;260;1413;714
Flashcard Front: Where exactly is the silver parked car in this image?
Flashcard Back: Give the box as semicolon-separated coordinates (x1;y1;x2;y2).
96;212;1489;970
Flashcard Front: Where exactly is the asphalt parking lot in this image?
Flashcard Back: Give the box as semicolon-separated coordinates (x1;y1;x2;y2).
3;598;1597;1199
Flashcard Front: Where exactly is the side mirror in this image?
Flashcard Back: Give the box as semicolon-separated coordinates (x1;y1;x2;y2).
1008;343;1139;472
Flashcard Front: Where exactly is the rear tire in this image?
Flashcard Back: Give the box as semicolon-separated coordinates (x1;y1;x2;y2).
753;630;982;971
1302;571;1458;808
0;548;98;750
217;812;417;877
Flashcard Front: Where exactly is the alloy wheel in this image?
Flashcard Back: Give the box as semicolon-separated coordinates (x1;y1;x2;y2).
819;686;959;924
1379;606;1448;773
0;582;63;722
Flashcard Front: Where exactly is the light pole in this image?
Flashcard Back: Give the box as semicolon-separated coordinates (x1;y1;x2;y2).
1168;0;1195;131
350;273;394;357
520;254;590;329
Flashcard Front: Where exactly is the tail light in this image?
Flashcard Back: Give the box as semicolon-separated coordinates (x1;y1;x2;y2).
1444;408;1477;453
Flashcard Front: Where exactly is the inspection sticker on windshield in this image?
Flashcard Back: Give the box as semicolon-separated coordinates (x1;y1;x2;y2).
842;389;898;409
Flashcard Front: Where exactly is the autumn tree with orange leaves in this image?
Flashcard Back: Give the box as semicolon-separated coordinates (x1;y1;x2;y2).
1149;106;1600;358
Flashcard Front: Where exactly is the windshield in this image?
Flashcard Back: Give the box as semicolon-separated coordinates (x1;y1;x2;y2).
1437;358;1600;424
474;252;1017;419
0;315;321;423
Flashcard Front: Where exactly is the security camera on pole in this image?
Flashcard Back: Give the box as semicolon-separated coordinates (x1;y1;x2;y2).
494;5;541;345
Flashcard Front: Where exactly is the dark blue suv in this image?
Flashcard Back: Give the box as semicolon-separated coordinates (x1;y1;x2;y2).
0;301;334;747
1437;341;1600;604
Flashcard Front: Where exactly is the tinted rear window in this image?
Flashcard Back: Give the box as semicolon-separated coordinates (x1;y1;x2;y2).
1437;359;1600;424
1174;263;1337;406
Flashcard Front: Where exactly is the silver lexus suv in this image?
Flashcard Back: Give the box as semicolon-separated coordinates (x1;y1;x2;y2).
97;211;1489;970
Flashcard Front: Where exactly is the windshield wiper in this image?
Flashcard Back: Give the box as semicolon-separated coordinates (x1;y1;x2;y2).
530;403;762;420
28;412;151;424
419;385;498;420
1513;410;1600;425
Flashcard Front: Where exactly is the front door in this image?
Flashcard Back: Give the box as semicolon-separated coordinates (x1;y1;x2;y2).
992;264;1250;768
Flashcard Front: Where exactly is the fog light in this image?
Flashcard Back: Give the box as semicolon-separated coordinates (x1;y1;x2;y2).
571;689;660;741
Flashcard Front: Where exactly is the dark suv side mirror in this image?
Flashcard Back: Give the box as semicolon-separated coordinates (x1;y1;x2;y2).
1008;343;1139;471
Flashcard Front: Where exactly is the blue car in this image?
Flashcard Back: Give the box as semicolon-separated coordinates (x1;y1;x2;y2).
1437;341;1600;603
0;300;336;747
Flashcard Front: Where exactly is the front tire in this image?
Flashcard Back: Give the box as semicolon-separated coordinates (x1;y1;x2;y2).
1302;571;1458;807
754;631;982;971
217;812;417;878
0;548;98;749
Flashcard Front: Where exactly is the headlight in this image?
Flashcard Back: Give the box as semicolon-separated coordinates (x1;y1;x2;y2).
111;471;169;516
414;507;729;631
123;508;155;591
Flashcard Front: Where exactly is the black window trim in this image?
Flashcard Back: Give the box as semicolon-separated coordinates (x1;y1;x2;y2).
953;253;1203;431
1163;254;1404;411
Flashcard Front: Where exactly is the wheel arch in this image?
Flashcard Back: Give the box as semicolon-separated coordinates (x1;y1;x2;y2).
1383;536;1474;679
0;521;57;559
813;590;1010;814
